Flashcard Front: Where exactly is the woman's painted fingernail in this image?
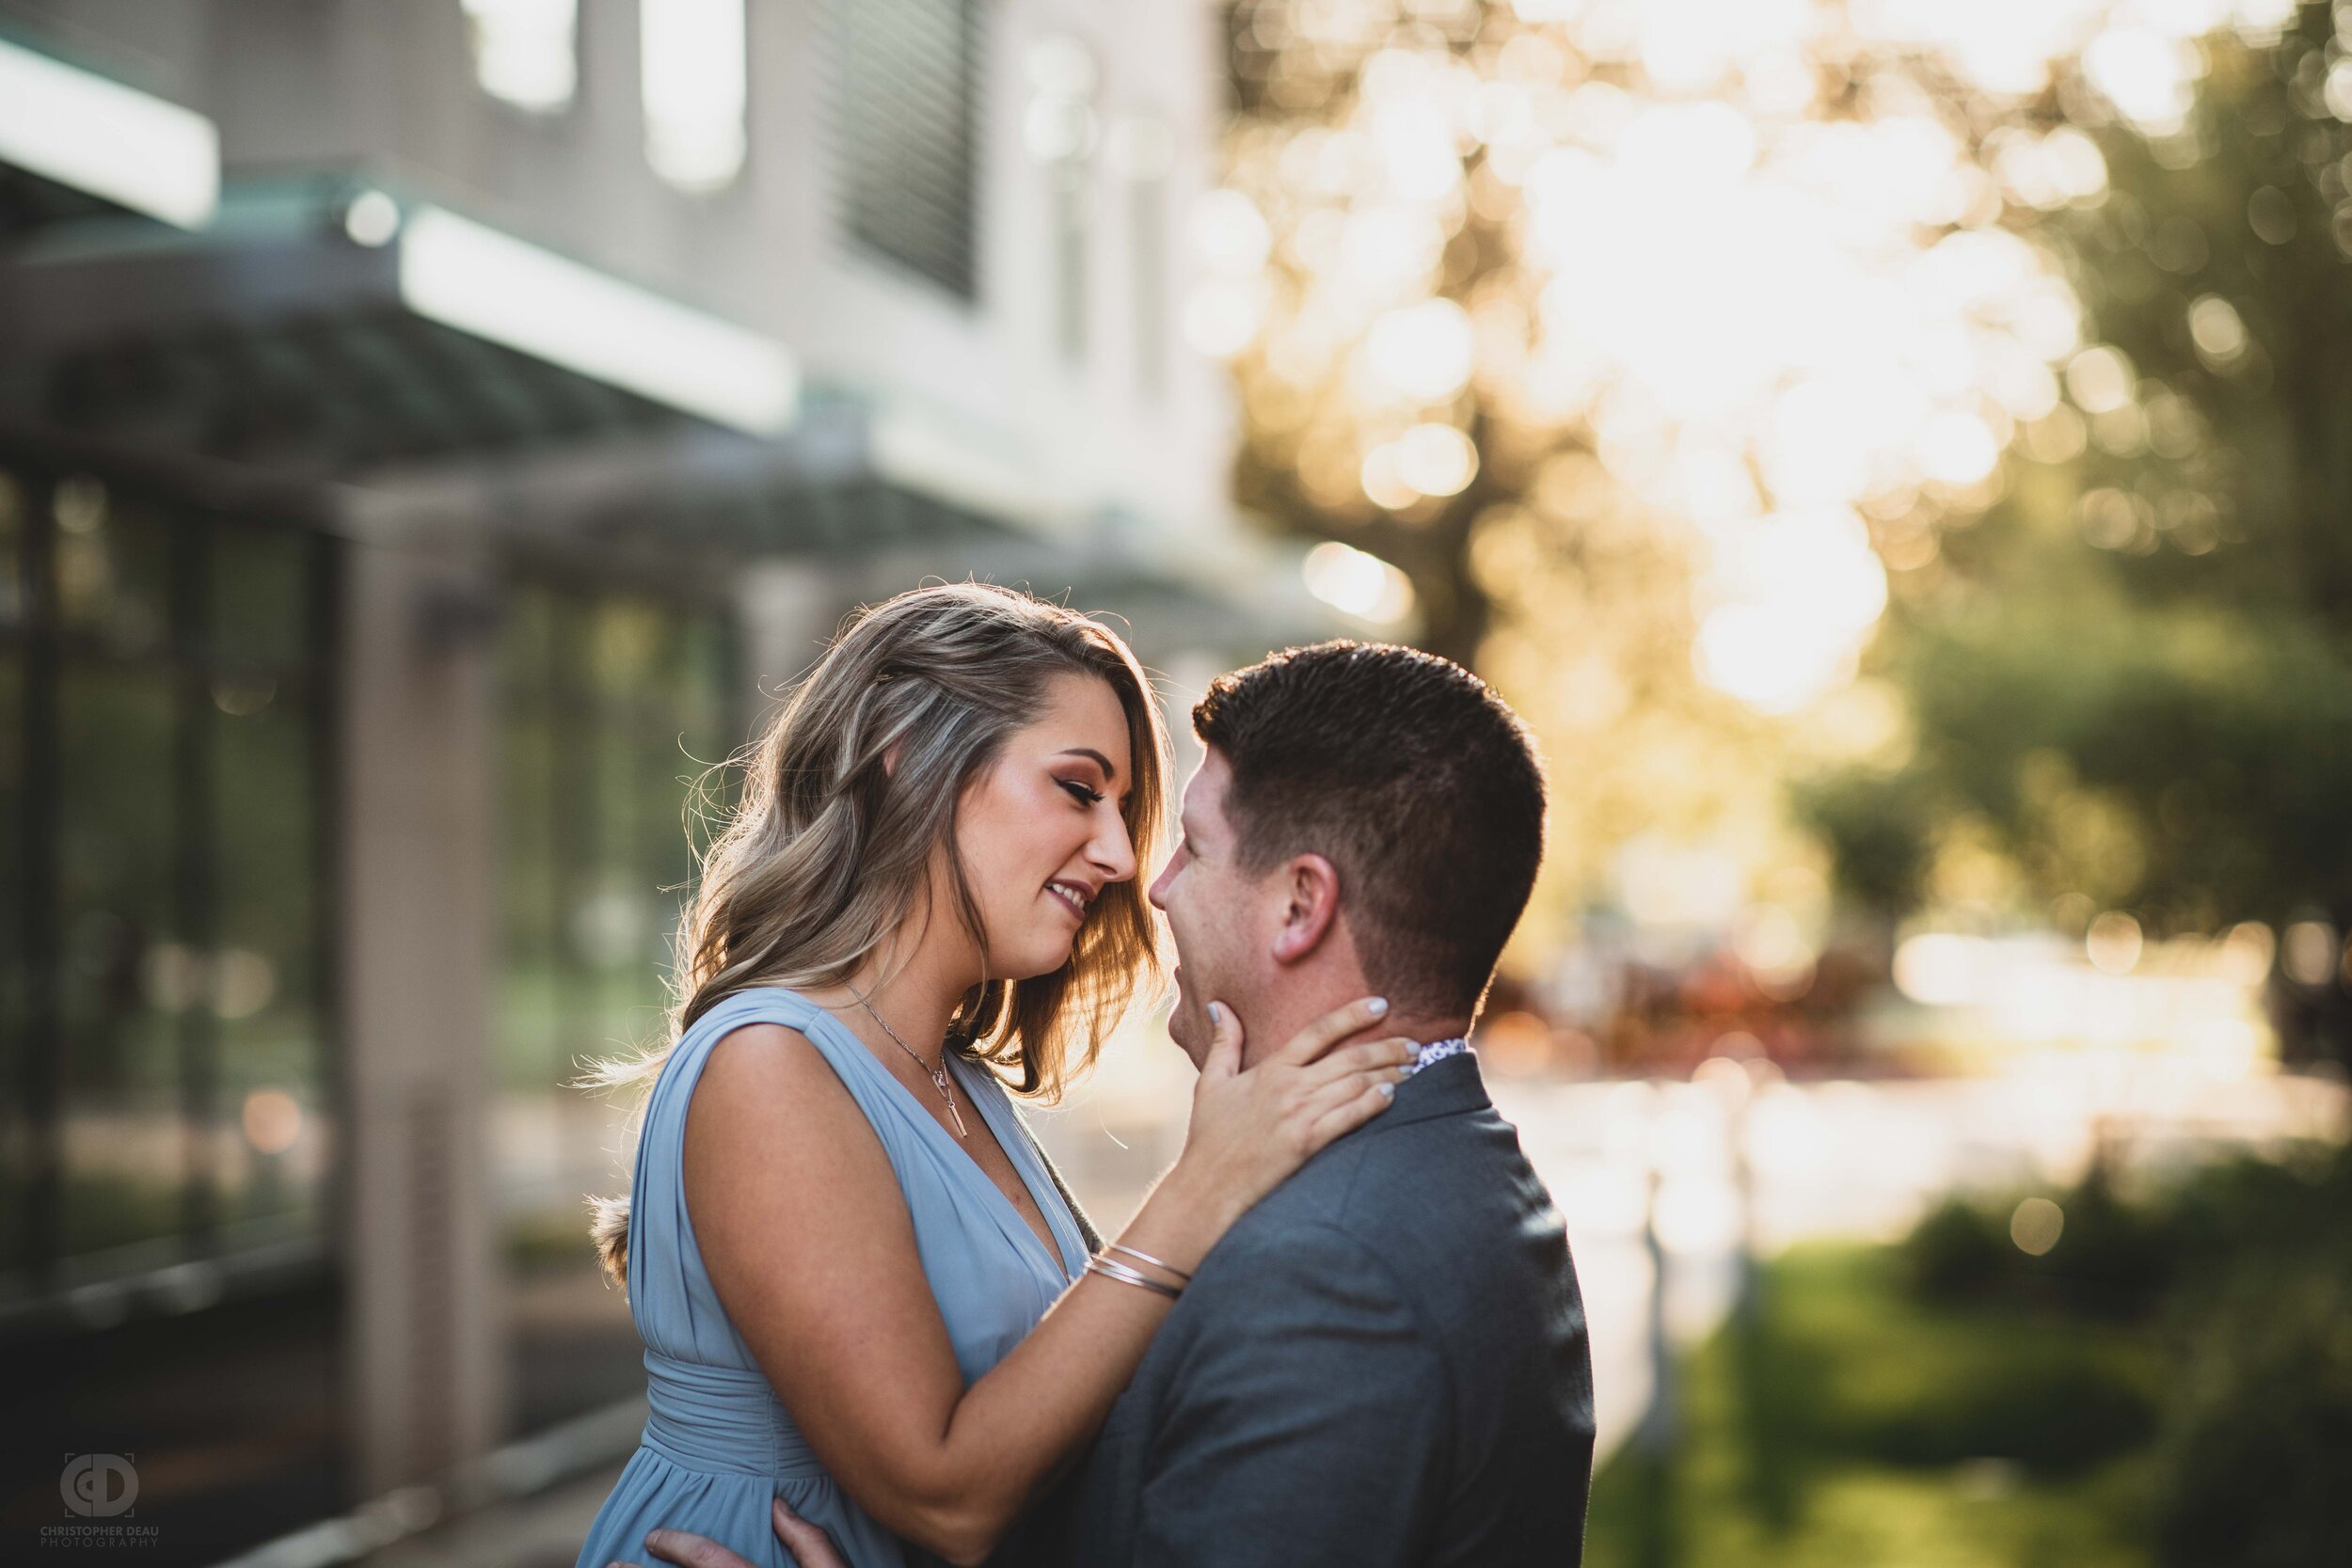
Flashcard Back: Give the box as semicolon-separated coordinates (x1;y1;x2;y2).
1208;1002;1225;1026
1377;1082;1396;1101
1368;997;1390;1016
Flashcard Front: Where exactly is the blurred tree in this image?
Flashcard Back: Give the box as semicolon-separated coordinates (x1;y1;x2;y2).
1805;8;2352;1055
1206;0;2122;967
1204;1;2335;992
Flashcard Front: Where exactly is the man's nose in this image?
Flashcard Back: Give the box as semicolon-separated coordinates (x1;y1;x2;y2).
1146;858;1174;911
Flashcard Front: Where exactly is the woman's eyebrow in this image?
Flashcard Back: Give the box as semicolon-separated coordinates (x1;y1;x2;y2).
1054;747;1119;780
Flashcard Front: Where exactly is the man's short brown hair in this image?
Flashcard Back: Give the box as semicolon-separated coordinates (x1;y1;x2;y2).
1192;641;1546;1018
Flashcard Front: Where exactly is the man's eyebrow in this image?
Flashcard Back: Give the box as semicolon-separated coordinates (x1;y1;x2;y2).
1055;747;1119;780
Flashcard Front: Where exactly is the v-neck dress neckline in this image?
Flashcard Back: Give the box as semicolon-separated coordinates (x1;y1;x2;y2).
800;1002;1084;1284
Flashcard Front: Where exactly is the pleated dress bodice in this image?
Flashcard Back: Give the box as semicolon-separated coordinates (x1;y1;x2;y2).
573;987;1090;1568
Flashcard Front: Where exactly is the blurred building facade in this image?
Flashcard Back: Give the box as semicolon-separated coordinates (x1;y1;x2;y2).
0;2;1321;1560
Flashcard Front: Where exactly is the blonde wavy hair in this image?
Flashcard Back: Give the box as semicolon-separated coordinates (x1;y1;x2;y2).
586;582;1168;1282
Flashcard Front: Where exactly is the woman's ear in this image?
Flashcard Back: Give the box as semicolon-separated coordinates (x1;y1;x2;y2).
1269;853;1341;964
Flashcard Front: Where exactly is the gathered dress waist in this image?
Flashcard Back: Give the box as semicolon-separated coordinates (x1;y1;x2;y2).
640;1351;828;1480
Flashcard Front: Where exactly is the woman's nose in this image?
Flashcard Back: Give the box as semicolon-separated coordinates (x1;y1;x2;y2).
1091;814;1138;882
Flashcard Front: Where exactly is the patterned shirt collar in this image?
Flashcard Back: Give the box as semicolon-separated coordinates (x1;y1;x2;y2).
1403;1036;1471;1078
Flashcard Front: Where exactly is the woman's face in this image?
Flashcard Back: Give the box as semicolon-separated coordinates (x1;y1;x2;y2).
948;673;1140;981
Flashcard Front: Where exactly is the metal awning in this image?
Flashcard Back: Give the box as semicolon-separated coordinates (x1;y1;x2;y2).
0;33;219;230
0;185;771;465
0;181;1020;568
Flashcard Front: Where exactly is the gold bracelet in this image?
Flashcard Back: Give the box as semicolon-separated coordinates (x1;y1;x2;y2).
1086;1255;1183;1300
1104;1242;1194;1284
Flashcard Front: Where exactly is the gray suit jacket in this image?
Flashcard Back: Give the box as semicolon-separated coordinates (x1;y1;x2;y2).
1025;1051;1595;1568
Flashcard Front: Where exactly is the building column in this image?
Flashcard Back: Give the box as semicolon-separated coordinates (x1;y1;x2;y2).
339;535;506;1497
737;560;847;717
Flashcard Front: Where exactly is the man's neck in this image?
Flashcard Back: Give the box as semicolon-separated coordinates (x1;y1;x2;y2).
1240;994;1473;1070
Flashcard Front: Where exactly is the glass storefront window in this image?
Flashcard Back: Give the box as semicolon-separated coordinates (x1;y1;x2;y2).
0;472;24;1275
53;478;168;658
212;541;327;1237
496;577;740;1433
464;0;580;114
0;469;22;629
211;523;311;672
56;660;179;1260
0;463;332;1296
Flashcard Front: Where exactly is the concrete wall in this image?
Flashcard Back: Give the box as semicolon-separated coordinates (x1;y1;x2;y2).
337;531;505;1494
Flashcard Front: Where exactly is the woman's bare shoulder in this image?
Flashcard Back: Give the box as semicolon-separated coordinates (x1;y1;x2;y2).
684;1022;911;1264
686;1020;892;1184
692;1021;853;1116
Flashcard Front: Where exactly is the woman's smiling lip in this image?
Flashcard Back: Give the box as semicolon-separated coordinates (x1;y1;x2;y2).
1045;882;1088;921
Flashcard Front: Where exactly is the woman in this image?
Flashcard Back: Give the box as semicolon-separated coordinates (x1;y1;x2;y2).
572;583;1413;1568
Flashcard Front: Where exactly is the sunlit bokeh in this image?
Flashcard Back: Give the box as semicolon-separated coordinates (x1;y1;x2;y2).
1889;925;2275;1073
1302;538;1418;621
242;1088;305;1157
2009;1195;2064;1255
1211;0;2302;721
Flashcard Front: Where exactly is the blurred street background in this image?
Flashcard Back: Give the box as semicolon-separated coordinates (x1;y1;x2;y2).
3;2;2350;1565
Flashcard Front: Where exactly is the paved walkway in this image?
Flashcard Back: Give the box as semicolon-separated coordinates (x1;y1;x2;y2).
358;1059;2346;1565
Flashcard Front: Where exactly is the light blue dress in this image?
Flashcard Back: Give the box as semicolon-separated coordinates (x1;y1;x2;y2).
573;987;1091;1568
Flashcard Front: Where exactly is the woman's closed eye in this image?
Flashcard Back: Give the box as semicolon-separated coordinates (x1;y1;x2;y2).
1058;778;1105;807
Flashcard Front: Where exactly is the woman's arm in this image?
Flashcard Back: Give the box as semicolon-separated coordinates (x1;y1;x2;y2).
686;999;1407;1567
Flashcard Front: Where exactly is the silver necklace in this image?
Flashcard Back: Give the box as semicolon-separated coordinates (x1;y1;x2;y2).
862;999;969;1138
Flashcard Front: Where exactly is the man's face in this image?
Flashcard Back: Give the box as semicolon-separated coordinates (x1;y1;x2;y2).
1148;748;1264;1067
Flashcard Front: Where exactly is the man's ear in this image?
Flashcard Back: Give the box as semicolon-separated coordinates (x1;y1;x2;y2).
1269;853;1341;965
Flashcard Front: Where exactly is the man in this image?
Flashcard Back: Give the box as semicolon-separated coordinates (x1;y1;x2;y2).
628;641;1595;1568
